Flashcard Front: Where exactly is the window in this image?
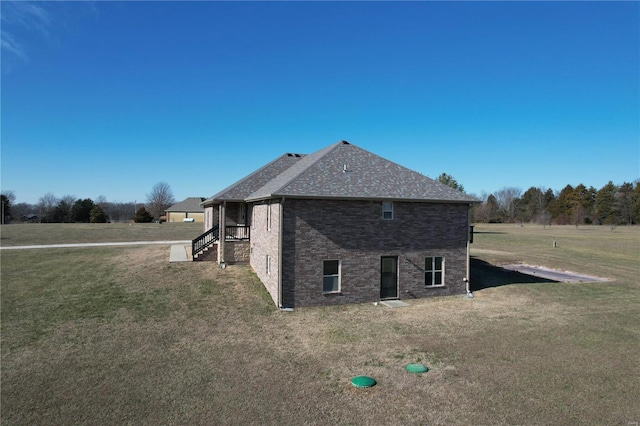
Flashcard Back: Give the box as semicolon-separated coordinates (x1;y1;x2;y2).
425;256;444;286
323;260;341;293
382;201;393;220
266;201;271;231
266;255;271;275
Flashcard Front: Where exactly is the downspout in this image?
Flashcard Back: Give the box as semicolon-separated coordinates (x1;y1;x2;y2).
218;201;226;267
466;204;472;297
278;197;285;308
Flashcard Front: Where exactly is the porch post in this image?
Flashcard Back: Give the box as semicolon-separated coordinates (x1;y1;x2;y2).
218;201;226;265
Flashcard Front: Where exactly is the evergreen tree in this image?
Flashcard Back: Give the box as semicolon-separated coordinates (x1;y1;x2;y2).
574;184;597;222
1;194;11;224
595;181;617;225
615;182;635;225
633;181;640;224
72;198;95;223
89;205;108;223
436;173;465;192
51;196;75;223
550;185;575;224
134;207;154;223
518;187;543;222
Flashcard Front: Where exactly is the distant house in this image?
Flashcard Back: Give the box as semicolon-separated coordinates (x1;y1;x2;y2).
166;197;205;223
20;214;39;223
194;141;479;308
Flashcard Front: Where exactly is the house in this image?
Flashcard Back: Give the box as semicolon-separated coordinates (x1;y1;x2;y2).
195;141;479;308
20;214;39;223
166;197;205;223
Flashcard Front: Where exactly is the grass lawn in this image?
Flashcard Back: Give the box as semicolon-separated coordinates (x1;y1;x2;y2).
0;222;203;246
1;224;639;424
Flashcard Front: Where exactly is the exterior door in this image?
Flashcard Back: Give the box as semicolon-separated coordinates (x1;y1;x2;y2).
380;256;398;299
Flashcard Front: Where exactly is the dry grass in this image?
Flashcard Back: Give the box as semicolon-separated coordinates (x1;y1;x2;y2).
1;224;639;424
0;222;202;246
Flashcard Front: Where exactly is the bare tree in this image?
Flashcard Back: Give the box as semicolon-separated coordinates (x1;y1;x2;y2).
12;202;35;221
572;205;587;229
494;187;522;223
1;190;16;204
107;202;135;222
95;195;111;222
146;182;175;221
54;195;76;223
535;210;552;229
37;192;58;223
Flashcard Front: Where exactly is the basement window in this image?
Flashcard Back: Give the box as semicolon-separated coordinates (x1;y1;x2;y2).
425;256;444;287
322;260;341;293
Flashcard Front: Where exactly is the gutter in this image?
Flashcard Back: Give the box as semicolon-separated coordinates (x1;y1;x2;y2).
245;194;481;204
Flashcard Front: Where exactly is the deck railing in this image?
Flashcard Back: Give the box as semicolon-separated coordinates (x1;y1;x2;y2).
225;225;250;240
191;225;250;260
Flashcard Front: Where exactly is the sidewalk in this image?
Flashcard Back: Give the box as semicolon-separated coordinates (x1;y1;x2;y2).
0;240;192;250
169;244;191;262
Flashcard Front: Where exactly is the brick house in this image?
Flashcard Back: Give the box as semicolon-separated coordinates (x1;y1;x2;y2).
195;140;478;308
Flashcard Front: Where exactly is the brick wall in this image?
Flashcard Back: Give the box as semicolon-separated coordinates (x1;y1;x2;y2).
250;201;281;305
227;241;250;263
204;206;214;231
194;241;250;263
280;199;470;308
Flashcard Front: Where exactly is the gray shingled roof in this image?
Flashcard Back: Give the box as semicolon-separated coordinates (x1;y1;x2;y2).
246;141;479;203
202;153;305;205
166;197;206;212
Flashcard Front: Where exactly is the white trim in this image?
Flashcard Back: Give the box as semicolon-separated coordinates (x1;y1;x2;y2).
267;201;272;231
382;201;394;220
425;256;445;287
278;198;285;308
322;259;341;293
266;254;271;275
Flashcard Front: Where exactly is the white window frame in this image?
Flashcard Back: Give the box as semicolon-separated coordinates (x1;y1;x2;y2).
266;255;271;275
322;259;341;293
425;256;444;287
382;201;394;220
266;201;272;231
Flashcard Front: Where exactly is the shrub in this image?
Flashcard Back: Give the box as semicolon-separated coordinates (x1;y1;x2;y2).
134;207;153;223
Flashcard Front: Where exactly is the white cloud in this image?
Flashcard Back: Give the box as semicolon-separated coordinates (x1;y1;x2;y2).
0;30;26;60
1;1;97;65
1;1;53;63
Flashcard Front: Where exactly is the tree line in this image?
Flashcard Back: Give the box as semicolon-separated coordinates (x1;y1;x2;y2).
471;181;640;226
3;179;638;227
1;183;176;224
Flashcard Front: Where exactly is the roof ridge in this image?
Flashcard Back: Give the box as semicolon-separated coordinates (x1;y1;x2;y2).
259;140;347;198
205;152;304;202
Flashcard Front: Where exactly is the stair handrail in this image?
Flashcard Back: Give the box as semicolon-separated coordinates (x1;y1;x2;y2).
192;225;219;259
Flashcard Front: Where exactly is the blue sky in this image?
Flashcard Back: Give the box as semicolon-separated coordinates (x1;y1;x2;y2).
2;1;638;205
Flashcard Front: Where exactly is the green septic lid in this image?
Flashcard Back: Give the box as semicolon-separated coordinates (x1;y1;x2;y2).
351;376;376;388
405;363;429;373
